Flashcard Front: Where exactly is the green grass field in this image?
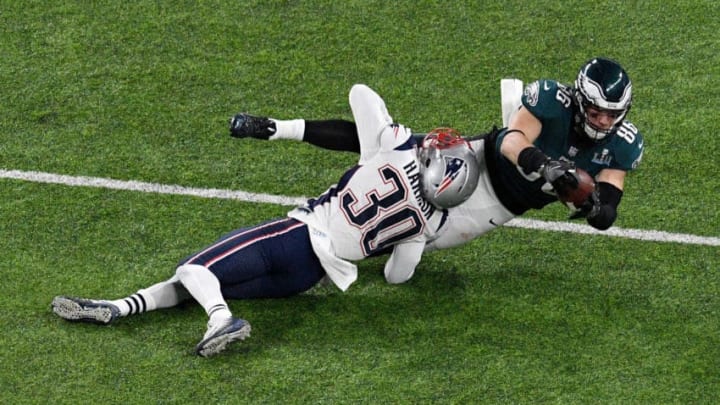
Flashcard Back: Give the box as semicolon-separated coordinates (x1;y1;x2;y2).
1;1;719;403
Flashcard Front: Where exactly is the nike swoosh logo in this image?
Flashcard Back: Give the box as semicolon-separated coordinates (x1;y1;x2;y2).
543;82;551;91
489;218;499;226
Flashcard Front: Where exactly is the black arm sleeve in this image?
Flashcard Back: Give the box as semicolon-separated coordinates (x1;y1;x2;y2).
586;181;624;230
303;120;360;153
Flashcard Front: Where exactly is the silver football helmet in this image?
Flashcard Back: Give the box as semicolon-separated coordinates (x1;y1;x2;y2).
418;128;479;209
574;57;633;141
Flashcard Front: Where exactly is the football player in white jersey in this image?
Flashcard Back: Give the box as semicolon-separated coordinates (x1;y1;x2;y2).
51;84;480;357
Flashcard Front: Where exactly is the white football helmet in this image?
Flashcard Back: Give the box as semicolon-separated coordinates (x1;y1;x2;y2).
418;128;479;209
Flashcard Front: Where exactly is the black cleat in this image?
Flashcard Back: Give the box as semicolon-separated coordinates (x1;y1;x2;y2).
228;113;276;139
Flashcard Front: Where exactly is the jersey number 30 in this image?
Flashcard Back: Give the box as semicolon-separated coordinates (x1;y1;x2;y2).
341;166;423;255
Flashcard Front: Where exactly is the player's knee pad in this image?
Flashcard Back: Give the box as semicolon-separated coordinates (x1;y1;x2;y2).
175;263;208;278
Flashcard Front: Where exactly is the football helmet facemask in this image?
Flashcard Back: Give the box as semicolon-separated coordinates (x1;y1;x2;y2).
574;57;632;142
418;128;479;209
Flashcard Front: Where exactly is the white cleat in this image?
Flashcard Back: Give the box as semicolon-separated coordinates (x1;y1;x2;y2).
194;318;251;357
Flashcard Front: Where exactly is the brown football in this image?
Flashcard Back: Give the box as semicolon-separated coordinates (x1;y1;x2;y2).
558;168;596;208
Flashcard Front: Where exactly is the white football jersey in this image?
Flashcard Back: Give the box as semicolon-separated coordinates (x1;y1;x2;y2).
424;138;516;251
289;121;445;291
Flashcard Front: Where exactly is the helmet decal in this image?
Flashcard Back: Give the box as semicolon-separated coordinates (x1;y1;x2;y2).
435;156;466;196
578;72;632;111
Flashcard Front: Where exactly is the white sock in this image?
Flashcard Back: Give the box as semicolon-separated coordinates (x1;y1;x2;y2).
175;264;232;321
109;276;190;317
108;298;132;316
208;307;233;326
268;118;305;141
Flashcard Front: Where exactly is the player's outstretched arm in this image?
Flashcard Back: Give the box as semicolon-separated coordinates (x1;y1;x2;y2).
569;169;625;230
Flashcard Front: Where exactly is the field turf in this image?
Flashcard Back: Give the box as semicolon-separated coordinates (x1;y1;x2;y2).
1;1;718;403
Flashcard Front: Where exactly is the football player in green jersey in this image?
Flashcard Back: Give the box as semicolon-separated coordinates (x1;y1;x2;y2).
229;57;643;250
499;57;641;230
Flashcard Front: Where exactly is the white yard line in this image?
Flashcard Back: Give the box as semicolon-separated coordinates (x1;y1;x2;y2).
3;168;719;247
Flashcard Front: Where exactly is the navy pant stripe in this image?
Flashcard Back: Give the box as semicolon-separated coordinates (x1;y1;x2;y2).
184;218;304;268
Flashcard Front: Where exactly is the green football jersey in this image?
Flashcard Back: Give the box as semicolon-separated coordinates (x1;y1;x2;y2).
488;79;644;215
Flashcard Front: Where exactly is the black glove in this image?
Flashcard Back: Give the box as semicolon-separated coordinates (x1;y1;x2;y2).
541;160;579;195
569;182;621;230
568;188;601;219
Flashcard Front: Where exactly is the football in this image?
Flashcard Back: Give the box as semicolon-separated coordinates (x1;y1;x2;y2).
557;168;596;209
